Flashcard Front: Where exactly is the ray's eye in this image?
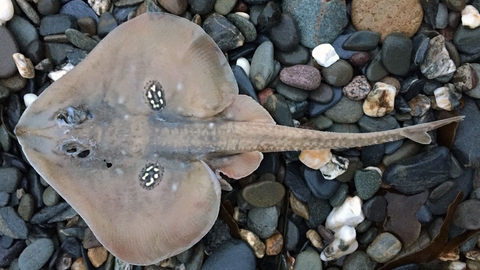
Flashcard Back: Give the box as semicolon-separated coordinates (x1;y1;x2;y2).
55;106;91;125
139;163;164;190
145;81;165;111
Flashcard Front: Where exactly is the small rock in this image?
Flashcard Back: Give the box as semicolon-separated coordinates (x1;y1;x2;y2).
362;195;387;223
321;225;358;261
87;246;108;267
306;229;323;248
275;44;311;66
326;196;365;232
434;83;462;111
269;13;299;52
60;0;99;22
320;155;349;180
279;65;321;91
294;249;322;270
308;83;334;104
12;53;34;79
312;43;339;68
363;82;396;117
247;206;278;238
452;63;478;92
236;57;250;76
342;30;381;51
408;94;431;116
349;51;371;67
65;28;98;51
321;59;354;86
37;0;61;15
343;75;371;100
7;15;38;52
354;169;382;200
420;35;456;80
0;207;28;239
284;162;312;203
303;167;341;200
242;180;285;208
17;193;34;221
157;0;187;14
42;186;60;206
226;13;256;43
365;52;389;81
188;0;215;15
71;257;86;270
299;149;332;170
344;251;374;270
250;41;275;90
15;0;40;25
239;229;265;258
329;183;348;207
324;96;364;124
39;14;77;36
201;239;256;270
97;12;117;38
203;13;246;51
462;5;480;29
88;0;111;15
257;1;281;28
366;232;402;263
265;231;283;256
381;32;412;76
214;0;236;15
306;198;332;227
453;199;480;230
451;97;480;168
18;238;54;270
0;167;21;193
0;0;14;25
0;26;18;78
264;94;293;126
453;25;480;54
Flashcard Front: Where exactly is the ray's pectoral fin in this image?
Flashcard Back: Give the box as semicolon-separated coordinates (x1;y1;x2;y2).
220;94;275;124
206;151;264;180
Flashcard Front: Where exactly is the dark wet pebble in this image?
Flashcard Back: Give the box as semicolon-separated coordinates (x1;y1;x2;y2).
0;207;28;239
453;199;480;230
60;237;82;258
201;239;255;270
18;238;54;270
332;34;357;59
306;197;332;228
429;181;455;201
274;44;310;66
342;30;380;51
44;43;76;65
451;97;480;168
0;27;19;79
284;162;312;203
269;13;299;52
460;234;478;252
308;83;334;104
365;52;389;81
264;94;294;126
357;114;398;132
285;219;299;251
324;96;363;124
257;1;281;28
276;83;309;102
16;0;41;25
366;233;402;263
65;28;98;51
42;186;60;206
381;32;412;76
453;25;480;54
249;40;275;90
303;167;341;199
0;240;26;267
307;114;333;130
226;13;257;43
308;87;342;117
415;204;433;223
37;0;61;15
247;206;278;238
97;12;117;38
329;183;348;207
361;144;385;167
411;34;430;66
0;193;9;207
294;249;322;270
60;0;99;22
39;14;77;36
77;17;97;36
383;146;451;194
344;251;374;270
349;51;370;66
282;0;347;48
188;0;215;15
48;205;77;223
242;180;285;208
17;194;34;222
0;167;21;193
362;195;387;223
354;169;382;200
30;202;71;224
232;65;258;102
7;15;39;52
25;39;45;65
321;59;353;86
435;3;449;29
111;6;137;23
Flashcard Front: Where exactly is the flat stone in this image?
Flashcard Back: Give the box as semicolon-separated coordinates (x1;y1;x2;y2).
226;13;256;43
308;83;334;104
97;12;117;38
17;193;34;221
60;0;99;22
44;42;76;65
275;44;311;66
242;180;285;208
6;15;39;52
453;25;480;54
0;26;18;79
306;197;332;228
362;195;387;223
203;13;244;52
214;0;236;15
264;94;293;126
247;206;278;238
324;96;363;124
303;167;341;199
65;28;98;51
276;83;309;102
321;59;353;87
365;52;389;81
0;207;28;239
188;0;215;15
0;167;21;193
354;169;382;200
381;32;413;76
282;0;348;48
18;238;54;270
0;240;26;267
344;251;374;270
293;250;322;270
453;199;480;230
366;232;402;263
250;41;275;90
284;162;312;203
451;97;480;168
383;146;452;194
269;13;300;52
37;0;61;15
351;0;423;40
257;1;281;28
342;30;381;51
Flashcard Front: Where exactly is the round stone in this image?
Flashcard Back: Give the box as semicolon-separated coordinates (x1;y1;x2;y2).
354;169;382;200
247;206;279;238
226;13;257;43
37;0;61;15
18;238;60;270
294;250;322;270
453;199;480;230
0;26;18;78
351;0;423;40
321;59;353;87
242;180;286;208
381;32;413;76
279;65;321;91
269;13;300;52
366;232;402;263
324;96;363;124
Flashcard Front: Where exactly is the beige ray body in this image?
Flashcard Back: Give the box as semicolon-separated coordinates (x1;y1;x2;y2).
14;12;463;265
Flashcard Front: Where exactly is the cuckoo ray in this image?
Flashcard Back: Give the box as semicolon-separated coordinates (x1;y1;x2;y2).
15;12;463;265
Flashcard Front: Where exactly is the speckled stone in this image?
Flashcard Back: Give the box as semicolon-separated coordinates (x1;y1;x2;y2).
226;13;257;43
282;0;348;48
354;169;382;200
343;75;371;100
351;0;423;40
242;180;286;208
279;65;321;90
65;28;98;51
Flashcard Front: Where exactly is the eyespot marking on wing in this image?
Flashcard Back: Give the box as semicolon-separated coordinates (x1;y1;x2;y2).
145;81;165;111
139;163;164;190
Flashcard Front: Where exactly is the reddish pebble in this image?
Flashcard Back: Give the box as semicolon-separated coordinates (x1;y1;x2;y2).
349;51;370;66
279;65;321;91
258;87;274;106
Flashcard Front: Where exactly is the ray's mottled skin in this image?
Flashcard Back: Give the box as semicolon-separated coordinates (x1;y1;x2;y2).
14;12;463;265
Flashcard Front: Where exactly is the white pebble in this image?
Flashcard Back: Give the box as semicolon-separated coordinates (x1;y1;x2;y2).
236;57;250;76
0;0;14;26
235;12;250;20
48;63;75;81
23;93;38;108
320;225;358;261
320;155;349;180
312;44;339;68
326;196;365;232
462;5;480;29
